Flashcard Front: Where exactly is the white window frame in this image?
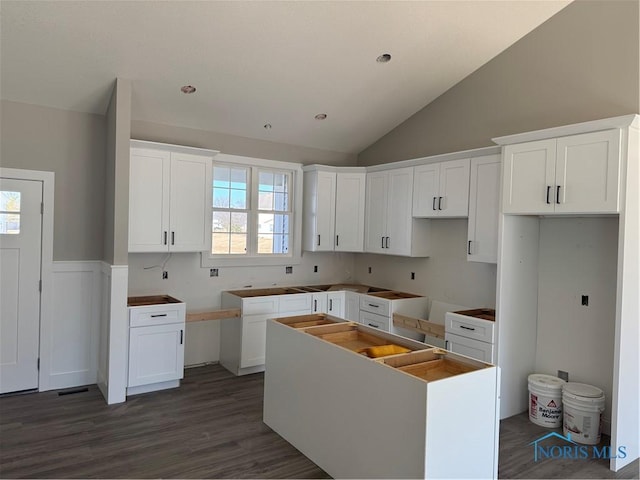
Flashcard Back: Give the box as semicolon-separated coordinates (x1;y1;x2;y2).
201;153;303;267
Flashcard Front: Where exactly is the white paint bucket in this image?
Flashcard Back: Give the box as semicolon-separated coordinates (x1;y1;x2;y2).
528;374;566;428
563;382;605;445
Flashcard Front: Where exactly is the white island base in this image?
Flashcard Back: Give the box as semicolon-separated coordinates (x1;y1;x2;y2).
263;315;500;479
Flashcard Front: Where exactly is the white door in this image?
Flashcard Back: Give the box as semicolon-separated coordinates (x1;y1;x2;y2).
128;147;170;252
412;163;440;217
438;159;470;217
502;139;556;214
169;152;212;252
468;155;501;263
386;167;414;255
335;172;365;252
0;179;42;393
364;172;388;253
555;129;621;214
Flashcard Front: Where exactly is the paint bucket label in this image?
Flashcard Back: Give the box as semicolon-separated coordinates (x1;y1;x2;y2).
530;392;563;427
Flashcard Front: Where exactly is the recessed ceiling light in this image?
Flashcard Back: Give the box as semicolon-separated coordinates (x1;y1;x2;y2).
264;123;272;130
180;85;196;94
376;53;392;63
314;113;327;120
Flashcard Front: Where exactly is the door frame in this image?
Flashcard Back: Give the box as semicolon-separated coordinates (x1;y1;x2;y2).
0;168;54;392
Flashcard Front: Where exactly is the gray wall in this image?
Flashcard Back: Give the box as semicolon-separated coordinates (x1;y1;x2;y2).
358;0;640;165
131;120;357;166
0;100;106;261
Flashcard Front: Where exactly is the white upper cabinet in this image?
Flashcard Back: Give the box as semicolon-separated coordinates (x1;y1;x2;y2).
503;129;621;214
467;154;501;263
129;140;216;253
303;167;366;252
365;167;429;257
413;159;470;217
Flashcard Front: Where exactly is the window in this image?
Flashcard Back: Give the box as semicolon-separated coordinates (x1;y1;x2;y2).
0;191;21;234
205;154;302;266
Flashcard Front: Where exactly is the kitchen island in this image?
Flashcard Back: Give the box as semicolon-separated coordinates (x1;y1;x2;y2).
263;314;500;479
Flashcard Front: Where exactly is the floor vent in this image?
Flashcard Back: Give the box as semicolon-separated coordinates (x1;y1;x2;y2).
58;387;89;396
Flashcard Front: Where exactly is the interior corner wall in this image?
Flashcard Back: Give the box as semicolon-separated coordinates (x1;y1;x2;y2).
104;78;132;266
357;0;640;165
130;120;358;167
0;100;106;260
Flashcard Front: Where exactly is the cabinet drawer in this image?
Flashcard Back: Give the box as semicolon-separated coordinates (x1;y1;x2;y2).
445;332;494;363
279;294;312;314
360;311;390;331
130;305;185;327
242;296;279;315
359;295;390;316
445;313;494;343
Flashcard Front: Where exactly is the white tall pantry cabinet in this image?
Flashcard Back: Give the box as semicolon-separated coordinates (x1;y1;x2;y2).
494;115;639;472
128;140;217;252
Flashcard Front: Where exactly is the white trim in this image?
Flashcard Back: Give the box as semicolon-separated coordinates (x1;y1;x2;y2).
492;114;639;145
131;139;219;157
0;167;54;393
302;164;367;174
363;146;501;172
104;264;129;404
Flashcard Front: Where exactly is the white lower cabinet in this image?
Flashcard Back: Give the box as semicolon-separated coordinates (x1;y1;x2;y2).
445;333;494;363
344;291;361;321
127;299;186;395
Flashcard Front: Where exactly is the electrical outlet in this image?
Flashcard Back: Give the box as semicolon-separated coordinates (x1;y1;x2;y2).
162;271;168;280
581;295;589;306
368;267;372;274
313;265;318;273
285;266;293;274
411;272;415;280
558;370;569;382
210;268;219;277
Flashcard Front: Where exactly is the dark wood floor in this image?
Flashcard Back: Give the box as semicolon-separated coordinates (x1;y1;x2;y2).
1;364;638;479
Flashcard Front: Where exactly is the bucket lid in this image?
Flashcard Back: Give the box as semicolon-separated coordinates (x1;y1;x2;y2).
563;382;604;398
528;374;566;388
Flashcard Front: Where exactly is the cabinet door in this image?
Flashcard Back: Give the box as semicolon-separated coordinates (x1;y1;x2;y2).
386;167;414;255
503;139;556;214
169;152;213;252
555;129;621;214
335;172;366;252
128;323;185;387
344;292;361;322
438;159;470;217
312;292;328;314
240;314;270;368
128;148;170;252
327;292;345;318
364;172;388;253
412;164;440;218
303;170;336;251
468;155;500;263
